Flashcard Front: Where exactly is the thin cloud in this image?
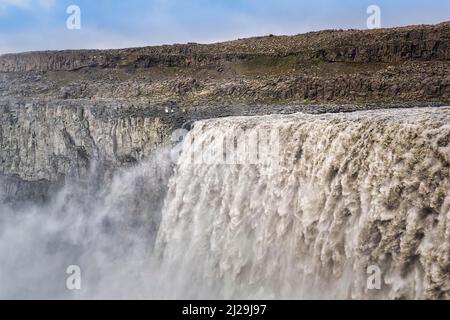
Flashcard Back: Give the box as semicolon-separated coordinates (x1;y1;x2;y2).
0;1;449;54
0;0;55;12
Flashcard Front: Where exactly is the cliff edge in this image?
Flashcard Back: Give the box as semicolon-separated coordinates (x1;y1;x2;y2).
1;22;450;105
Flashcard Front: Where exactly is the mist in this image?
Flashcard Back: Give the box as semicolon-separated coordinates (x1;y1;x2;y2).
0;146;172;299
0;108;449;299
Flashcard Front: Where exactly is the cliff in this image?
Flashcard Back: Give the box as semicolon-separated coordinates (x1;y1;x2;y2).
1;22;449;72
0;99;174;202
0;22;449;105
1;22;450;201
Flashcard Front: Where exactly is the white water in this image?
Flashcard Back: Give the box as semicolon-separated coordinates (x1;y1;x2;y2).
0;107;449;299
157;107;450;299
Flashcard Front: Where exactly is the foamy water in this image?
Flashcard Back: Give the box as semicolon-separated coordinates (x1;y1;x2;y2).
0;107;449;299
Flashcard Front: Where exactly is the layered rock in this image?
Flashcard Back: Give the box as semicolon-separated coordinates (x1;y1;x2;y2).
0;99;173;202
1;22;449;105
1;22;449;72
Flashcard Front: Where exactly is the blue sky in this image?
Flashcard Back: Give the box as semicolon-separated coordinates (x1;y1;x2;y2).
0;0;449;54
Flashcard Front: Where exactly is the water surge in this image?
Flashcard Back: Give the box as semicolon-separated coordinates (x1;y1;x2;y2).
0;107;449;299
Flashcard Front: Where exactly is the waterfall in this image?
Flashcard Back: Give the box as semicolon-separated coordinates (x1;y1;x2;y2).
0;107;448;299
156;107;450;299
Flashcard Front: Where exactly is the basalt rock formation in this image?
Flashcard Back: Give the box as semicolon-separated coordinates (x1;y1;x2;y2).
0;22;450;105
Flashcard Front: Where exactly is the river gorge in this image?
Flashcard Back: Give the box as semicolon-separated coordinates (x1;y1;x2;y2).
1;21;449;300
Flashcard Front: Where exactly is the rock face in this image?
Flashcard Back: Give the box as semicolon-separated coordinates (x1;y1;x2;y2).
0;99;173;202
0;22;449;105
1;22;449;72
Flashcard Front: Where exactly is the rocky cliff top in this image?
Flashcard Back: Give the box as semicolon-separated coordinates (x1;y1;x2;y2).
1;22;450;105
1;22;450;72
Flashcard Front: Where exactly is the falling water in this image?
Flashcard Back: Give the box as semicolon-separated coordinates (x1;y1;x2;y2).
0;107;449;299
156;107;450;299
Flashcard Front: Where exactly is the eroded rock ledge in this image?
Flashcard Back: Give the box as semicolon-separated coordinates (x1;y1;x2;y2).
1;22;449;72
1;22;450;105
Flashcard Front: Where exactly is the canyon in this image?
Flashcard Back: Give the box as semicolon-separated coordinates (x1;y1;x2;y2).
0;22;449;299
1;22;450;202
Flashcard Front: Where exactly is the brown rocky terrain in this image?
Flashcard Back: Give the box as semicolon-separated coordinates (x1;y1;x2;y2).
1;21;450;105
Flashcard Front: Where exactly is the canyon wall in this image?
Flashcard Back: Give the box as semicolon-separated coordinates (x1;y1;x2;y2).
0;99;173;202
1;22;449;105
1;22;449;72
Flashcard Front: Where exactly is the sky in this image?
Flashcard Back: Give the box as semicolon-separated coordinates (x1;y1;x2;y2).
0;0;449;54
